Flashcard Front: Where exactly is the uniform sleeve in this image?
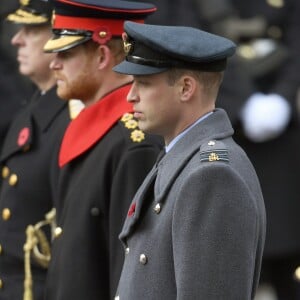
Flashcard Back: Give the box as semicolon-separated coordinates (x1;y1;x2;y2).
109;141;161;296
172;163;260;299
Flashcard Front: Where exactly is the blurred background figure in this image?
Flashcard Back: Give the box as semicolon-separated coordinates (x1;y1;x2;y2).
0;0;71;299
0;0;35;150
147;0;300;299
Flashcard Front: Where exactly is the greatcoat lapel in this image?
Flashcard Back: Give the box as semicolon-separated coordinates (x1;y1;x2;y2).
120;157;160;242
119;109;234;243
0;87;66;162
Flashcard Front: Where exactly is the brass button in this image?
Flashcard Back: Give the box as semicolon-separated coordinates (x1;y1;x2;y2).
153;203;161;214
2;208;11;221
294;266;300;281
2;166;9;179
90;207;100;216
266;0;284;8
99;31;107;38
139;254;148;265
237;45;256;59
125;247;130;255
54;227;63;238
8;174;18;186
0;278;3;289
0;244;2;255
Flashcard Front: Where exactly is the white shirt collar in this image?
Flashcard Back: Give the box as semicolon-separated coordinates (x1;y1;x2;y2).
165;111;213;153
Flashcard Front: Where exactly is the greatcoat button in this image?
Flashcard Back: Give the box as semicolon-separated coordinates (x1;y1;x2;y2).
90;207;100;216
54;227;63;238
125;247;130;255
153;203;161;214
2;166;9;179
2;208;11;221
139;254;148;265
8;174;18;186
114;296;120;300
0;244;2;255
294;266;300;281
266;0;284;8
0;278;3;289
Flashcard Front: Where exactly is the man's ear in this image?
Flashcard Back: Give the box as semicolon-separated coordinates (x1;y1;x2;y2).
96;44;112;70
179;76;196;102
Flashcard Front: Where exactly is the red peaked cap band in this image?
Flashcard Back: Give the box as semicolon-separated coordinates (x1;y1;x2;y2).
44;0;156;51
53;14;144;34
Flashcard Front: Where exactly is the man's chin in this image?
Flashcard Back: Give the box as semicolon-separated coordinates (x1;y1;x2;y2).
56;89;70;101
18;67;31;77
138;122;151;134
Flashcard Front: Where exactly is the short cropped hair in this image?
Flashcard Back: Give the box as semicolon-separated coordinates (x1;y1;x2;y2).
166;68;224;93
83;38;125;64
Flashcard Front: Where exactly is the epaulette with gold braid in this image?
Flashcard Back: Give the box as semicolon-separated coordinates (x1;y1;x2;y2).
120;113;145;143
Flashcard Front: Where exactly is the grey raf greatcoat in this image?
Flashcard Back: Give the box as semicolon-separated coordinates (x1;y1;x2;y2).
116;108;266;300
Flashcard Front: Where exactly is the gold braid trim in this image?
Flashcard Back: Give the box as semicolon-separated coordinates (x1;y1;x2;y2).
23;208;57;300
6;9;48;24
23;225;35;300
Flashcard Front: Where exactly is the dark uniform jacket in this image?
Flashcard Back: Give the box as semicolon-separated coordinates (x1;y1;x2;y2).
116;109;266;300
44;84;163;300
0;87;70;300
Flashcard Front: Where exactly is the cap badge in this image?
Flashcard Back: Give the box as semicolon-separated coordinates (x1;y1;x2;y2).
92;27;112;45
17;127;30;146
20;0;30;6
122;33;132;55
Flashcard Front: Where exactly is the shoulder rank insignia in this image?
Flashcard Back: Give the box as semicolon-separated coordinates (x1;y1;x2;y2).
131;130;145;142
125;119;138;129
121;113;145;143
200;140;229;163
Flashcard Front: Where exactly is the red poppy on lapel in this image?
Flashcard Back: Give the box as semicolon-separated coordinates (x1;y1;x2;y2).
127;202;136;217
17;127;30;146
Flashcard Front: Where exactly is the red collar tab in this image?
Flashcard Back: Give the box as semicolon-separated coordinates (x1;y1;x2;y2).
59;84;133;167
53;14;144;35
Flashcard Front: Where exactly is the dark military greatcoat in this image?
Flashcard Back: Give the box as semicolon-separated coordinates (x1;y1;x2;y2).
0;87;70;300
44;84;163;300
115;109;266;299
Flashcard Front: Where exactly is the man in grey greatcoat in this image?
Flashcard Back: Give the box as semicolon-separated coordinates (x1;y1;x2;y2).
113;21;266;299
